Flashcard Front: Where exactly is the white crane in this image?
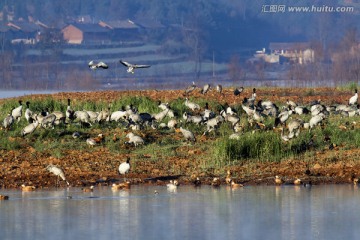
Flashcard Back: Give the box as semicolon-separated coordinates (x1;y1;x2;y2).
248;88;257;102
223;113;240;127
85;110;99;123
40;113;56;129
294;106;309;115
177;127;196;143
202;103;216;120
203;115;224;135
125;132;144;147
86;138;97;147
12;100;23;122
287;119;303;138
286;99;297;108
184;81;196;96
349;89;358;105
97;107;111;123
157;101;170;111
74;111;92;126
2;113;14;131
153;109;169;122
46;164;70;187
66;98;75;121
167;180;178;192
185;98;200;111
241;102;255;116
119;157;131;181
275;109;294;127
21;120;39;136
310;103;326;116
167;119;178;129
309;113;325;129
200;84;211;94
119;60;150;74
183;112;203;125
280;127;291;142
216;84;223;94
88;60;109;70
51;111;66;125
110;109;128;122
258;100;279;117
24;101;34;123
257;100;276;111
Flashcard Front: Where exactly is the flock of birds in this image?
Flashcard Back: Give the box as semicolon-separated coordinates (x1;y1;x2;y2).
0;155;131;198
3;58;359;198
1;81;360;198
88;59;150;74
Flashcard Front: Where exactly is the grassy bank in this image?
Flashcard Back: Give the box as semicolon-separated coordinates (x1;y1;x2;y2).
1;88;360;188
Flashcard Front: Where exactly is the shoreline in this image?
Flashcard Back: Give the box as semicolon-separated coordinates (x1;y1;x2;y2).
1;151;359;189
1;176;357;191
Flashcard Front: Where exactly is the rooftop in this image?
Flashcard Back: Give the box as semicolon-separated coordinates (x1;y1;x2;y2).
269;42;312;51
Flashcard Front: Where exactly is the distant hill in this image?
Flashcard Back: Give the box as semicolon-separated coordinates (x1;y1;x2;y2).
1;0;360;90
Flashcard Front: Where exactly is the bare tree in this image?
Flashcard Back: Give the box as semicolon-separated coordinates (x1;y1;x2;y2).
22;58;32;89
182;27;205;80
181;2;209;80
63;69;98;90
0;51;14;89
228;54;245;85
254;59;265;81
331;28;360;85
0;31;7;54
288;64;314;87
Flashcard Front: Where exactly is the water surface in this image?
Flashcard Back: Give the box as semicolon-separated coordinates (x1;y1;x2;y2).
1;185;359;240
0;90;59;99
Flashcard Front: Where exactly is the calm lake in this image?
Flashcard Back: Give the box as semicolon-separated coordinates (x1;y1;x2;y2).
1;185;360;240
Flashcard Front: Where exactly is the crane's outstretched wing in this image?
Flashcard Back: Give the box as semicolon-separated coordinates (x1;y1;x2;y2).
134;64;150;69
119;60;132;67
97;61;109;69
88;60;96;69
120;60;150;68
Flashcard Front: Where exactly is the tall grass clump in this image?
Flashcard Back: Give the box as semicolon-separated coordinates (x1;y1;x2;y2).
213;131;282;165
0;136;22;150
0;100;19;116
337;82;358;92
326;125;360;148
304;88;315;96
169;98;188;116
78;100;107;111
212;130;326;167
110;96;158;113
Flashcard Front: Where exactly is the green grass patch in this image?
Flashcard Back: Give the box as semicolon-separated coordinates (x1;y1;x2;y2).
336;82;358;92
2;91;360;173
